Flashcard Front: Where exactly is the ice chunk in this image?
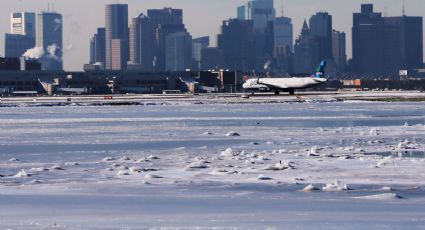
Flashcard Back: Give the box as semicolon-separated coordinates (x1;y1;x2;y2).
210;169;229;175
102;157;115;162
302;184;320;192
202;132;213;135
322;180;350;191
129;167;142;173
64;162;80;166
144;174;163;179
148;155;160;160
381;186;394;191
116;170;129;176
30;167;48;172
263;161;292;171
369;128;379;136
220;148;236;157
404;121;410;127
354;193;403;200
135;158;149;163
376;157;396;167
226;131;240;137
307;146;320;157
119;156;131;161
28;179;43;184
13;170;30;178
50;165;65;170
8;158;20;162
185;161;209;170
257;175;272;180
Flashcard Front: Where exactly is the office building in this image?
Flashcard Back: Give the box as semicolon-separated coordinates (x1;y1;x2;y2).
192;36;209;70
5;34;35;58
237;0;275;30
201;47;224;70
105;4;129;70
218;19;255;71
89;28;106;67
293;20;321;73
352;4;423;75
147;8;185;71
36;11;63;70
332;30;347;72
165;32;192;71
129;14;155;70
274;16;293;54
147;8;183;26
237;0;275;71
309;12;333;60
5;12;36;58
10;12;36;37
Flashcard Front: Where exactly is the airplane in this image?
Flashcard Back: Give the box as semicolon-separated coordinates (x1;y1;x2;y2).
242;60;328;95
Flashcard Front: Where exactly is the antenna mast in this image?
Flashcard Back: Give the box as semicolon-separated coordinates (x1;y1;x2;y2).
281;0;284;17
402;0;406;16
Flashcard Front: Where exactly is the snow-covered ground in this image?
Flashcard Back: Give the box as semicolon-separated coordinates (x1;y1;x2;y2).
1;101;425;229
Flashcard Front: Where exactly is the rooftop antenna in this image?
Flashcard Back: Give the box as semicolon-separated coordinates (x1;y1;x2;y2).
402;0;406;16
281;0;284;17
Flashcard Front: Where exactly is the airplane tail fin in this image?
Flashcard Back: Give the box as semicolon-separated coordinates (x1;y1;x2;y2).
314;60;326;78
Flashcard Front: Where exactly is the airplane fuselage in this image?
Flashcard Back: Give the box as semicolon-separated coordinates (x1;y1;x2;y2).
242;77;327;93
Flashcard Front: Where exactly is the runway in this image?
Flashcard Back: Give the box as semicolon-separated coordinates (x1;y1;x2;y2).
0;90;424;106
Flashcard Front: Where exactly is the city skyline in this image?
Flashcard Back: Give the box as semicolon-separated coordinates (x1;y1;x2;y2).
1;0;424;70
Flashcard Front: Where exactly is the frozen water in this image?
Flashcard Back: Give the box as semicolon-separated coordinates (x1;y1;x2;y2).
0;101;425;228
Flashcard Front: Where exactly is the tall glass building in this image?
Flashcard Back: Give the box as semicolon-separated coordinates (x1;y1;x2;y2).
105;4;129;70
237;0;275;30
36;12;63;70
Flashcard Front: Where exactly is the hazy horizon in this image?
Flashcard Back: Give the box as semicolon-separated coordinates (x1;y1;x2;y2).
1;0;424;71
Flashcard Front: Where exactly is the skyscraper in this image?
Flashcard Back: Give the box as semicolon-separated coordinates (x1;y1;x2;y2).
89;28;106;67
218;19;255;71
147;8;183;26
309;12;333;60
165;32;192;71
36;12;63;70
273;16;293;73
293;20;321;73
105;4;129;70
147;8;185;71
332;30;346;72
352;4;423;75
192;36;209;70
5;12;36;58
237;0;275;30
274;16;293;55
89;37;95;64
237;0;275;71
10;12;36;37
129;14;155;70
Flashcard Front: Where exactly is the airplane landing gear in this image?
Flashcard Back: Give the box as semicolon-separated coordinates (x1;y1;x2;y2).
274;91;280;95
289;89;295;95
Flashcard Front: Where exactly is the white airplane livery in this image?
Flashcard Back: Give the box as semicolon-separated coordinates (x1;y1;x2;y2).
243;61;328;95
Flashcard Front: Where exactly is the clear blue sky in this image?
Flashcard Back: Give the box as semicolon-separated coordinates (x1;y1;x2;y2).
1;0;424;70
